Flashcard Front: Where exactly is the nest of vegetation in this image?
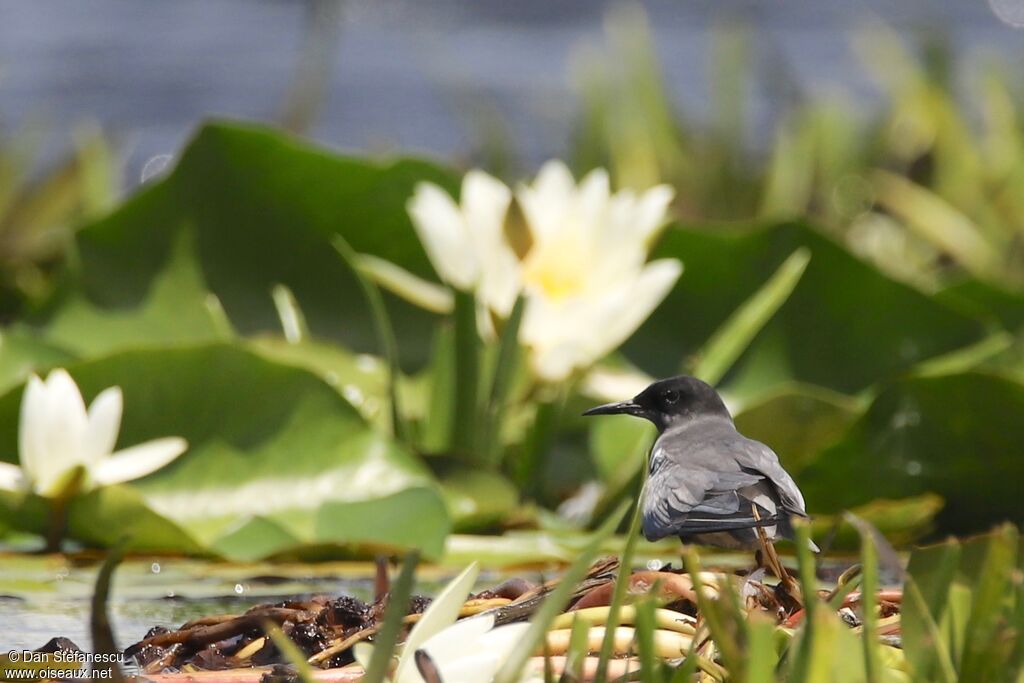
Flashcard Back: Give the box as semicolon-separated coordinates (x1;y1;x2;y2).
117;556;901;682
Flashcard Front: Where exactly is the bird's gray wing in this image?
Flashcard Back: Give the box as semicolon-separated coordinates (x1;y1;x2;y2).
728;437;809;517
641;424;807;541
642;435;764;540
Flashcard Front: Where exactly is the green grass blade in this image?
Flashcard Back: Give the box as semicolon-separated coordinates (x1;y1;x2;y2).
333;235;409;442
634;597;658;683
560;613;593;683
451;289;481;457
517;392;565;500
683;549;742;673
827;571;862;612
873;170;1002;281
786;518;820;682
362;551;419;683
263;621;316;683
494;500;631;683
859;527;882;683
960;523;1019;680
903;577;958;683
354;252;454;314
692;247;810;385
904;539;960;682
594;484;645;682
745;613;780;683
271;283;309;343
480;295;525;466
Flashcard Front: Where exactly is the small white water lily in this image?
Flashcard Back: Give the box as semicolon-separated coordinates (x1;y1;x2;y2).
407;160;682;382
0;369;188;498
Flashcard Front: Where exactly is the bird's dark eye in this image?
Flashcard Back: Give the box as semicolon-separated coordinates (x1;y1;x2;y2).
663;389;679;404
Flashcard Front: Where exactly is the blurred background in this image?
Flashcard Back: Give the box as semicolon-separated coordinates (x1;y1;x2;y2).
3;0;1022;179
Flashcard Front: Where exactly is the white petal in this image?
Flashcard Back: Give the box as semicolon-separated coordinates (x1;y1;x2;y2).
587;259;683;363
395;562;479;683
29;370;90;496
478;622;530;668
419;615;496;669
633;184;675;242
529;342;582;383
17;375;47;484
82;386;123;464
0;462;26;492
462;171;521;316
576;167;611;228
517;160;575;243
462;170;511;243
407;182;478;290
432;652;501;683
477;248;521;318
92;437;188;486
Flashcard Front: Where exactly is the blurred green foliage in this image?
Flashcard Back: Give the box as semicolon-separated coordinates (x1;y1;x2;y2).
0;123;118;315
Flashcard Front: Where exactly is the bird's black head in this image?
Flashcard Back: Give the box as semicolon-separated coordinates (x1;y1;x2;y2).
582;375;731;432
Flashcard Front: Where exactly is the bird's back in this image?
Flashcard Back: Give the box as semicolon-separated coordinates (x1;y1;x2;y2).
642;417;812;550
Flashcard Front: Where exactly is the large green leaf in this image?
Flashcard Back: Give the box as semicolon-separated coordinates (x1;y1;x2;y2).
0;327;75;395
798;372;1024;535
936;279;1024;331
629;221;987;396
903;526;1023;683
43;225;228;356
732;383;862;475
44;121;457;368
0;344;450;559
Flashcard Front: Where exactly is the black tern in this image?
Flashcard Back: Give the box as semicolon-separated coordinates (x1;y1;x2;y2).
584;375;817;551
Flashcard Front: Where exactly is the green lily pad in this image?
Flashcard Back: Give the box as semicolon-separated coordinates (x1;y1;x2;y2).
43;225;228;357
798;371;1024;535
630;222;987;396
435;463;520;532
0;327;75;396
732;383;862;475
937;278;1024;331
0;344;450;559
54;121;457;368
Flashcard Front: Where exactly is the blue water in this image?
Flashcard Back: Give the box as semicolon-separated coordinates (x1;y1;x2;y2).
2;0;1022;185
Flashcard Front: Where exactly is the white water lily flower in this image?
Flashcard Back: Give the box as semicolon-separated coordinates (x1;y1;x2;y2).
0;369;188;498
411;614;531;683
515;161;681;381
408;169;520;318
407;160;681;383
355;562;539;683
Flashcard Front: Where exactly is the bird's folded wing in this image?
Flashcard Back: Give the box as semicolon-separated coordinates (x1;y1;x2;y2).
642;465;765;540
730;438;809;516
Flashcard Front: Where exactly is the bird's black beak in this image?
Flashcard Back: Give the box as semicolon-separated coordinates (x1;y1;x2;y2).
582;400;643;417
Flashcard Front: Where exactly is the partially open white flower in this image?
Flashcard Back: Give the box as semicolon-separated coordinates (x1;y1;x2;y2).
406;161;682;383
0;369;188;498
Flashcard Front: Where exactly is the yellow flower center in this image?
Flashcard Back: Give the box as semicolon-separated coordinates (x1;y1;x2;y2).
521;234;590;301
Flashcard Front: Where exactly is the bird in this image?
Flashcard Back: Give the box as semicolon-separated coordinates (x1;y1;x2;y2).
583;375;817;552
